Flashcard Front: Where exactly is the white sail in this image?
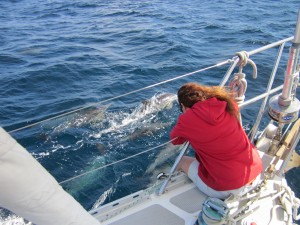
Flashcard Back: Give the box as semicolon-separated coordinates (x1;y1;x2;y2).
0;127;100;225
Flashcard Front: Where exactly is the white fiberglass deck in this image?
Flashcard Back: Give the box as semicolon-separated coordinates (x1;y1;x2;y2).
90;151;283;225
91;174;206;225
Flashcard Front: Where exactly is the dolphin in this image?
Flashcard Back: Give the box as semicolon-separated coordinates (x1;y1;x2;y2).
63;152;111;198
120;92;177;128
42;104;111;136
82;104;111;125
19;46;44;55
133;93;177;116
145;143;182;175
92;186;115;209
93;93;177;138
121;122;172;142
59;93;177;199
120;93;177;141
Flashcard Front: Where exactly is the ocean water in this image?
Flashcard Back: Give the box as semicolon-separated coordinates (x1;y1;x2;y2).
0;0;300;223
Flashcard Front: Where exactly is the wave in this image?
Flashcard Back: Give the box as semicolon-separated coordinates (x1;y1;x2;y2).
1;0;299;219
0;55;26;65
0;209;31;225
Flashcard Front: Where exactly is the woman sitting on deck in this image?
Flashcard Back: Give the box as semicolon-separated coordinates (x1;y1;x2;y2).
170;82;262;199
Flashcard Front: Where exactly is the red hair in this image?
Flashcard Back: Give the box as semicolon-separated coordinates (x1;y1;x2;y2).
177;82;239;117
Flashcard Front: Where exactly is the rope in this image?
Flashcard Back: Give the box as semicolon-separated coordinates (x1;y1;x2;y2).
59;139;177;185
228;51;258;126
8;60;232;133
229;73;247;104
226;174;300;225
280;182;300;221
235;51;257;79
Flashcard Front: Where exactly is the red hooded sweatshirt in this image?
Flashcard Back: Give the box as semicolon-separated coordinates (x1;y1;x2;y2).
170;97;262;191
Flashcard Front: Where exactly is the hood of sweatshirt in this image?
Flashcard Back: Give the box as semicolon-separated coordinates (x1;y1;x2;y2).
191;97;227;125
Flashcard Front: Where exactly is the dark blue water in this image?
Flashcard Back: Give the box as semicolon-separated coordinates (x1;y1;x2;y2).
1;0;300;223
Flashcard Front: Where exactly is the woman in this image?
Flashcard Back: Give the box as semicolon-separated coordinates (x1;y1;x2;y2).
170;82;262;199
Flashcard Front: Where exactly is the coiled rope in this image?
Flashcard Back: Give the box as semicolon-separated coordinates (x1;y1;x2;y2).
236;51;257;79
229;73;247;104
229;51;258;105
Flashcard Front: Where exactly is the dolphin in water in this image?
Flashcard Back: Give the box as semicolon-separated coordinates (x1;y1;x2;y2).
62;146;113;199
121;122;172;142
132;92;177;116
117;93;177;141
82;104;112;125
42;104;111;136
120;92;177;127
59;93;178;198
93;92;177;138
145;143;182;175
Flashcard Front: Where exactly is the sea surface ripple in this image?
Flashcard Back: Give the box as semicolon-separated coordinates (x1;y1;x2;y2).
0;0;299;223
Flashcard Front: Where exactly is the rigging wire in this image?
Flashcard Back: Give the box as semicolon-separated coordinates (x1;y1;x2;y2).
5;36;296;186
3;36;296;194
7;36;294;134
8;59;232;133
59;139;178;185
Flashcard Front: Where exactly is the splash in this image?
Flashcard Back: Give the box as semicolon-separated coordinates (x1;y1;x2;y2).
0;214;32;225
91;92;177;138
92;186;115;209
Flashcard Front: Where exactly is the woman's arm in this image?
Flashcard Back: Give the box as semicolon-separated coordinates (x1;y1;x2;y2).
170;119;187;145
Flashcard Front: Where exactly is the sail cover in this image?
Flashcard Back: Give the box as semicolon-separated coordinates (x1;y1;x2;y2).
0;127;100;225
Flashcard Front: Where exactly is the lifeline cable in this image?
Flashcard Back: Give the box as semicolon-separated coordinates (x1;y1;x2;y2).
8;36;294;133
8;60;232;133
59;138;179;185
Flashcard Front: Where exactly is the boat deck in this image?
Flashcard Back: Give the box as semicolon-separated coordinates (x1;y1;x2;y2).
89;151;284;225
91;174;205;225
